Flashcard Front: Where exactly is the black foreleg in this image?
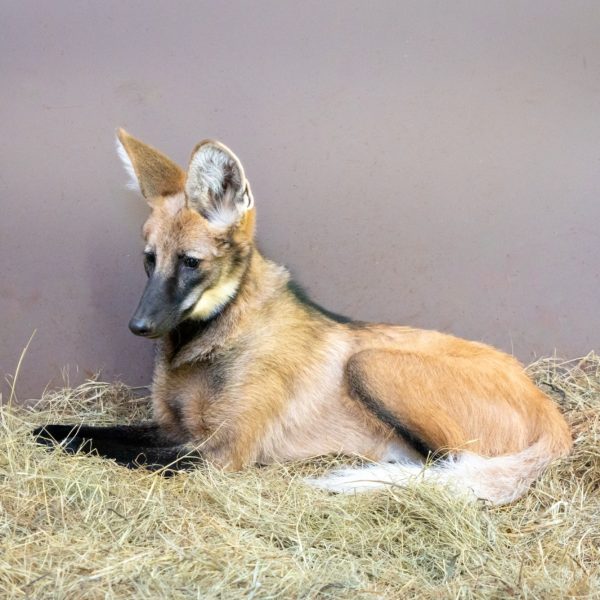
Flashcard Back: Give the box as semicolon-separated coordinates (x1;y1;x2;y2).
32;423;203;473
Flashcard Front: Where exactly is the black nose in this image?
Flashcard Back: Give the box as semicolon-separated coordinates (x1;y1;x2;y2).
129;317;153;336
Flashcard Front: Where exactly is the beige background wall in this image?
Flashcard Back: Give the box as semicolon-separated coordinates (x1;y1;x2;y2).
1;1;599;401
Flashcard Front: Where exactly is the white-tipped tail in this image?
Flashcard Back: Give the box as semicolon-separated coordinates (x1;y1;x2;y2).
308;437;561;505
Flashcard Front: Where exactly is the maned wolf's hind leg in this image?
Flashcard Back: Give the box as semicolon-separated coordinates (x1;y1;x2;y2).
33;423;203;473
310;348;571;504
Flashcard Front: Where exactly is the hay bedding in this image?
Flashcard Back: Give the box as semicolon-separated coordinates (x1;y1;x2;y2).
0;356;598;599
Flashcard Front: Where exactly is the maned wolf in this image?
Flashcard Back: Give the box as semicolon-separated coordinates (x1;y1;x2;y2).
34;130;572;505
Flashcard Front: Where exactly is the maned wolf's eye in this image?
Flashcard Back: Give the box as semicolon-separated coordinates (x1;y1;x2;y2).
182;256;200;269
144;252;156;275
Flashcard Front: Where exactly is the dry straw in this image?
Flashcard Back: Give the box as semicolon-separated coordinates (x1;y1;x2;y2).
1;355;598;598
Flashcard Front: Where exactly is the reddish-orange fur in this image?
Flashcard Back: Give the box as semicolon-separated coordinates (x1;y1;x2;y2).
115;131;572;503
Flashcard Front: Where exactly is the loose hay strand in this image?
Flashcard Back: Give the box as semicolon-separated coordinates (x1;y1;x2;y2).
5;329;36;407
0;356;598;599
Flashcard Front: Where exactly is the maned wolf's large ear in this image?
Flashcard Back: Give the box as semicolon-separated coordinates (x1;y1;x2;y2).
185;140;254;228
116;129;185;199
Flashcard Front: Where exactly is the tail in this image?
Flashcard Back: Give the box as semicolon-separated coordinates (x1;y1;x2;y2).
308;433;570;505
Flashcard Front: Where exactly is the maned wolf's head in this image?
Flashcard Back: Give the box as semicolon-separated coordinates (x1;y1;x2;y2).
116;129;256;338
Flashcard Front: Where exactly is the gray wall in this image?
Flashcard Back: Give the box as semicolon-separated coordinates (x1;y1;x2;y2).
1;1;599;401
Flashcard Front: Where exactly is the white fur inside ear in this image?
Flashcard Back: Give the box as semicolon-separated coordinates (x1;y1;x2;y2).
188;145;233;196
203;200;243;230
186;143;249;228
115;137;141;193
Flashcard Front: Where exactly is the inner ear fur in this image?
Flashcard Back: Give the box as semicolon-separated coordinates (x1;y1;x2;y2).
117;128;185;199
185;140;254;228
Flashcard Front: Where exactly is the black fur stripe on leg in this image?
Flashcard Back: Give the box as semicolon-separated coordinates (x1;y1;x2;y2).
32;423;203;474
346;372;437;459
